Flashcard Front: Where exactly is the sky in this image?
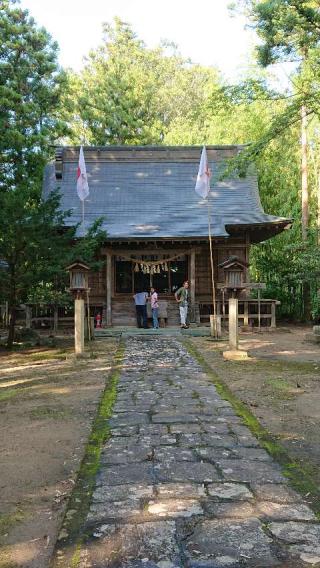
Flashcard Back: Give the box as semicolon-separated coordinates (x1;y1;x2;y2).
19;0;259;81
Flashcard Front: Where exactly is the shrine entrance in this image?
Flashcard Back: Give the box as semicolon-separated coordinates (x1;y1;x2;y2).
114;254;188;294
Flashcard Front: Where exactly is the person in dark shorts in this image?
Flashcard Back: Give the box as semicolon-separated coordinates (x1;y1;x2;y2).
133;289;148;328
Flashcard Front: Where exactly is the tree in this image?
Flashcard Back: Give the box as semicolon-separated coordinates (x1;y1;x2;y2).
232;0;320;240
65;18;220;146
0;189;107;347
226;1;320;319
0;2;107;347
0;0;66;346
0;0;67;194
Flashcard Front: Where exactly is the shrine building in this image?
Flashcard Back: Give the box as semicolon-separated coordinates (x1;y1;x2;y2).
42;145;291;327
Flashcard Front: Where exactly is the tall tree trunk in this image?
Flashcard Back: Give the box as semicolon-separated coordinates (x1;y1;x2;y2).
7;305;16;349
301;105;311;319
301;105;309;241
53;306;58;333
318;169;320;245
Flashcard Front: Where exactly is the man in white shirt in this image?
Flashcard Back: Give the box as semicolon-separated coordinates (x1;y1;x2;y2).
133;289;148;328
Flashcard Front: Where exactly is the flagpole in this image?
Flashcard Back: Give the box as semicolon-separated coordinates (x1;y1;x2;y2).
207;199;217;338
195;145;218;338
77;146;89;226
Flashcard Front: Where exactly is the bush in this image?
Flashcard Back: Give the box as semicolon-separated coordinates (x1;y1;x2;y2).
14;327;41;346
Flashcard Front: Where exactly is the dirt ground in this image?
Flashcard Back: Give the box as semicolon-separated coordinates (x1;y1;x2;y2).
189;325;320;489
0;338;118;568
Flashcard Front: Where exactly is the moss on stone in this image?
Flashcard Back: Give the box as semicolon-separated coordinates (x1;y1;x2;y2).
50;339;125;568
183;338;320;517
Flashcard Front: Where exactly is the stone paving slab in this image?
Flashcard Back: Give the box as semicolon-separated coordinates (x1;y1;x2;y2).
80;337;320;568
183;518;278;567
83;521;181;566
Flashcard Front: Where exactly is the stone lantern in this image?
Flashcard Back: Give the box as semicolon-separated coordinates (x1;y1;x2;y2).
66;261;90;355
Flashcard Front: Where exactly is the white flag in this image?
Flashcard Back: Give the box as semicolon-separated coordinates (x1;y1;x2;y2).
76;146;89;201
195;146;211;199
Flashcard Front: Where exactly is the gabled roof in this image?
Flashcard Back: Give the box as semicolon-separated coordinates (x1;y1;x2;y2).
43;145;292;243
218;256;249;270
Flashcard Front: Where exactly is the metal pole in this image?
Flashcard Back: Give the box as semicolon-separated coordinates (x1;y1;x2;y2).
82;200;85;225
207;201;217;338
258;288;261;332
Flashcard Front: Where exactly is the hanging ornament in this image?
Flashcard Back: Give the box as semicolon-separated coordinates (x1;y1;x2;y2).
134;263;139;272
146;265;150;274
161;263;165;271
164;262;168;271
150;266;154;274
157;265;161;273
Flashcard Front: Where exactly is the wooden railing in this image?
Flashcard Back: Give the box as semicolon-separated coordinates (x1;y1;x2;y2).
197;299;280;328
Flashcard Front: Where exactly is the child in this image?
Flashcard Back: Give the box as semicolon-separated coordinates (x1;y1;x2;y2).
150;287;159;329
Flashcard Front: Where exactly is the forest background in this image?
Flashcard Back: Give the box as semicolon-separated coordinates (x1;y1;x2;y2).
1;0;320;334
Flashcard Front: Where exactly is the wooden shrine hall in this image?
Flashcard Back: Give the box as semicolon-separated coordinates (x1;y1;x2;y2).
42;145;292;328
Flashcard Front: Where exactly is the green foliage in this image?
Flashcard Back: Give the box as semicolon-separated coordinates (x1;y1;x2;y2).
0;188;106;321
65;18;220;145
0;2;107;347
225;1;320;319
238;0;320;65
63;14;320;321
1;2;320;328
0;0;67;194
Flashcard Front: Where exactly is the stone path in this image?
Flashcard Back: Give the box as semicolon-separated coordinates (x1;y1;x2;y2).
79;337;320;568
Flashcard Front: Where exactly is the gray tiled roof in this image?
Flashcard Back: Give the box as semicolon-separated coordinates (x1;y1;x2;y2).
43;146;291;240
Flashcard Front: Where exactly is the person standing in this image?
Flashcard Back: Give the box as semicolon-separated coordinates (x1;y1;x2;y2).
133;289;148;328
150;287;159;329
175;280;189;329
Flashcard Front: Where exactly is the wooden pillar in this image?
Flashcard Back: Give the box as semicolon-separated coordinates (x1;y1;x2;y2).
271;301;276;328
244;301;249;327
245;232;250;282
210;314;221;337
75;298;85;354
228;298;239;350
223;297;248;360
190;249;196;305
106;252;112;327
25;306;32;329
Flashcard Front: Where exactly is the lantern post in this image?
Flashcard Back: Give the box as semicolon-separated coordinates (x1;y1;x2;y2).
66;262;90;355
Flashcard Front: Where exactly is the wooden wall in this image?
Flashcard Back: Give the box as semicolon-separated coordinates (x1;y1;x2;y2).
195;241;248;299
87;238;250;325
88;265;106;304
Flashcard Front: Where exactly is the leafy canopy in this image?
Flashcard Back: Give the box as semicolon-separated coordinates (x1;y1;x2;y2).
65;17;220;145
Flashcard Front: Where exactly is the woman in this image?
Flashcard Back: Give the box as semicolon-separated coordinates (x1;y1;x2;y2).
150;286;159;329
